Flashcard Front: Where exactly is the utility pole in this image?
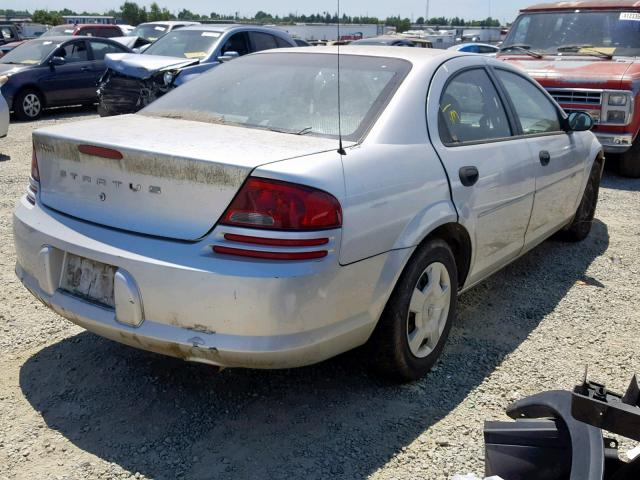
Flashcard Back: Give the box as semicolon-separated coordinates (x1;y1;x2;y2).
426;0;430;22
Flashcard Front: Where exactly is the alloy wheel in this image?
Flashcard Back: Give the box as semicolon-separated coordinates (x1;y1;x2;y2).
22;93;42;118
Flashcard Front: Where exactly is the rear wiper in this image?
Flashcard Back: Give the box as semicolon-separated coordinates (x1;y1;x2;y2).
499;44;544;59
556;45;613;59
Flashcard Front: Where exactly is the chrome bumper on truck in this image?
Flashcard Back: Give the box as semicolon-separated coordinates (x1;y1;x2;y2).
13;196;403;369
594;132;634;154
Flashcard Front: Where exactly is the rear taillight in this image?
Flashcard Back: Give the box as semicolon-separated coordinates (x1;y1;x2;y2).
216;177;341;261
31;147;40;182
220;177;342;231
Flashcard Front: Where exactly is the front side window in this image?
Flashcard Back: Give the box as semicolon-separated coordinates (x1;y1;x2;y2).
495;70;562;135
141;53;411;141
58;41;89;63
221;32;249;56
439;68;512;144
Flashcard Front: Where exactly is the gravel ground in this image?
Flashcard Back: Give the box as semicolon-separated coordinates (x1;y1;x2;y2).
0;109;639;480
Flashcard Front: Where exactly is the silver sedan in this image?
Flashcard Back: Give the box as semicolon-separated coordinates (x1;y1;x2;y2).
13;47;603;381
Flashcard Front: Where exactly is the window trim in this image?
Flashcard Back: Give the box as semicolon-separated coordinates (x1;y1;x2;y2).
438;66;518;147
489;66;568;139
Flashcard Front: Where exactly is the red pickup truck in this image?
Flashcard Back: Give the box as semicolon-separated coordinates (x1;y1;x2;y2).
499;1;640;177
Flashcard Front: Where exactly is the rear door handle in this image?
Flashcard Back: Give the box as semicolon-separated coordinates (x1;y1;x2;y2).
539;150;551;166
81;66;90;72
459;166;479;187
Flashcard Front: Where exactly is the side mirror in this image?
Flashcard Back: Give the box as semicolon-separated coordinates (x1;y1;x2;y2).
567;111;594;132
49;56;65;66
132;48;140;54
218;51;239;62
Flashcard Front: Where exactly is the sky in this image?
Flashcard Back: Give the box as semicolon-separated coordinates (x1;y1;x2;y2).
3;0;556;24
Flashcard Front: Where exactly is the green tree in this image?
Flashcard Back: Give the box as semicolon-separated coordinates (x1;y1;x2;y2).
120;1;147;25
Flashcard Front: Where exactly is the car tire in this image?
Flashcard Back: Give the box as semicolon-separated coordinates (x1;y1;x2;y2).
616;140;640;178
97;102;113;117
559;157;603;242
370;239;458;382
14;89;44;121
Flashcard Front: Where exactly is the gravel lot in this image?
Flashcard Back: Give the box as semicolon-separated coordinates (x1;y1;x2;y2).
0;109;639;480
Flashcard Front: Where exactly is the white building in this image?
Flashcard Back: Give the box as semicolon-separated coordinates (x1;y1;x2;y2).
274;23;385;42
62;15;116;25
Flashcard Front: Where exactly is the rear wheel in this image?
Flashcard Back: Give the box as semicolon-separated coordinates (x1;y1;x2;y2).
14;89;44;121
370;239;458;382
559;157;603;242
616;140;640;178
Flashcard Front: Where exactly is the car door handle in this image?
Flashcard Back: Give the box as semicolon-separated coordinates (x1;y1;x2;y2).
81;66;90;72
459;166;479;187
539;150;551;166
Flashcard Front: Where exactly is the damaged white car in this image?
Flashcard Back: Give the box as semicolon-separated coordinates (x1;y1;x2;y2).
14;47;602;381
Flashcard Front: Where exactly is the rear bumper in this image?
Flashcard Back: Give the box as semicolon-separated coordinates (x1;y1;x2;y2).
594;132;634;154
13;197;402;369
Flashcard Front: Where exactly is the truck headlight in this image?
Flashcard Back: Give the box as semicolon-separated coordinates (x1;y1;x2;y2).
602;91;633;125
0;75;9;87
608;93;628;106
163;71;176;86
606;110;627;124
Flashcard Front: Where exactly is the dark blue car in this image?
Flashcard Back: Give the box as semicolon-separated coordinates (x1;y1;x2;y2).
0;36;131;120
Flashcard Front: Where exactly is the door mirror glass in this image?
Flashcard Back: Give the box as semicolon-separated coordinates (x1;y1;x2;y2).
218;51;239;62
567;111;594;132
50;56;65;66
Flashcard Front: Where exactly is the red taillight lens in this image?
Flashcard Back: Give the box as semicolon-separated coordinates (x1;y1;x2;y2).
31;147;40;182
221;177;342;231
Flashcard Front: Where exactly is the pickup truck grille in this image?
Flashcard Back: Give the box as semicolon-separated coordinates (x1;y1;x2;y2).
547;88;602;106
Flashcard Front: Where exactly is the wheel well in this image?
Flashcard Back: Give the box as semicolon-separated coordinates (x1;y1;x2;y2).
13;85;46;110
420;223;472;289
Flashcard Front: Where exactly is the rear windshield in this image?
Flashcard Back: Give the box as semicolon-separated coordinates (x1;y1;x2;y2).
141;53;411;141
143;30;221;59
131;24;168;42
41;25;75;37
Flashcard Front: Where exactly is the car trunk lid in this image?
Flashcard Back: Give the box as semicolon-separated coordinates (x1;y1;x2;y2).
33;114;342;241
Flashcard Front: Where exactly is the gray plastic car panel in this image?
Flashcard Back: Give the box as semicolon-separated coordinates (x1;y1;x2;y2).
506;390;604;480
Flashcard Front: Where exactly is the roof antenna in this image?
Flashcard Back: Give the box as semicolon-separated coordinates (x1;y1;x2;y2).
337;0;347;156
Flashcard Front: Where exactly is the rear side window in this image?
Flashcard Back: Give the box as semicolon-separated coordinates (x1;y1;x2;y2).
250;32;278;52
439;68;512;144
495;69;562;135
275;36;292;48
90;41;128;60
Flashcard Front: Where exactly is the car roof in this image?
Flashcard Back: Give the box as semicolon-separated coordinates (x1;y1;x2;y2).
54;24;120;28
179;24;289;34
24;36;123;45
260;45;455;64
522;0;640;12
139;21;199;26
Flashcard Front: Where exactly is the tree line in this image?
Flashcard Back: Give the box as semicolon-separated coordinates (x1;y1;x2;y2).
1;3;501;30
